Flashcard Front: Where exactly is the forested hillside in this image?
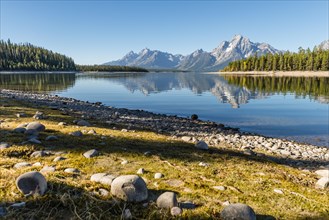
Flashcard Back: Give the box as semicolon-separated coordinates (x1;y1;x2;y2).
222;47;329;72
0;40;76;71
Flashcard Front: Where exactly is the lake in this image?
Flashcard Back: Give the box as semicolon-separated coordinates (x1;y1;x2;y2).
1;72;328;147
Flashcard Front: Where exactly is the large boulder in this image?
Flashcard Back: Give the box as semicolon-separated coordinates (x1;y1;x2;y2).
156;192;178;209
221;203;256;220
111;175;148;202
26;122;45;132
16;171;47;196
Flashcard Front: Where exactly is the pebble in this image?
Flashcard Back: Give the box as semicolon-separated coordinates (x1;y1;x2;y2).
156;192;178;209
121;160;128;165
0;142;10;150
14;162;31;169
40;166;56;173
154;173;164;179
28;138;42;144
221;203;256;220
90;173;116;185
58;122;67;126
171;207;182;216
70;131;83;137
33;162;42;167
195;141;209;150
30;151;46;158
199;162;210;167
53;156;66;162
83;149;99;158
110;175;148;202
315;177;329;189
315;169;329;178
10;202;26;208
64;168;80;174
213;186;226;191
45;135;58;141
98;188;110;197
16;171;47;196
137;168;145;174
77;120;91;126
26;122;45;132
273;189;284;194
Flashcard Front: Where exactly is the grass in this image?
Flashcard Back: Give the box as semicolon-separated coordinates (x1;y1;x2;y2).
0;97;328;219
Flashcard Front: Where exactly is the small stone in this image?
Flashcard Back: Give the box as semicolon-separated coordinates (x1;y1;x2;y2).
98;188;110;197
58;122;67;126
83;149;98;158
315;169;329;178
144;151;151;156
123;209;132;220
14;162;31;169
121;160;128;165
16;113;26;118
121;129;128;132
156;192;178;209
171;207;182;216
30;151;46;158
70;131;83;137
64;168;80;174
181;136;191;142
315;177;329;189
45;135;58;141
33;162;42;167
0;142;10;150
88;129;96;134
40;166;56;173
90;173;117;185
13;127;26;133
137;168;145;174
77;120;91;127
191;114;198;120
222;201;231;206
213;186;226;191
110;175;148;202
273;189;284;194
53;156;66;162
280;150;291;156
154;173;164;179
198;162;209;167
195;141;208;150
221;203;256;220
16;171;47;196
26;122;45;132
243;149;255;156
28;138;42;144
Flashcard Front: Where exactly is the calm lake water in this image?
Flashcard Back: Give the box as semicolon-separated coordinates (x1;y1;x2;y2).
1;72;328;147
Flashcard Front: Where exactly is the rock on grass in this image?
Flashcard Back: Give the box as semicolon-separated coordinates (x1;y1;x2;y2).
221;203;256;220
16;171;47;196
111;175;148;202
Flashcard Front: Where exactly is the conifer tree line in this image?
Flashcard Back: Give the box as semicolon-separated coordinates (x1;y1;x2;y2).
0;39;76;71
0;39;148;72
222;47;329;72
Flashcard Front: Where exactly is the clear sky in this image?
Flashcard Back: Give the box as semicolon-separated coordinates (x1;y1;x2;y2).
1;0;328;65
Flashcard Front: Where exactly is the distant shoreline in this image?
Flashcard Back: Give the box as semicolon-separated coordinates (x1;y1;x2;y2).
0;71;77;74
219;71;329;77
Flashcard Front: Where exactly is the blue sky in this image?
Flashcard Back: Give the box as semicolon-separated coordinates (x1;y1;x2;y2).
1;0;328;64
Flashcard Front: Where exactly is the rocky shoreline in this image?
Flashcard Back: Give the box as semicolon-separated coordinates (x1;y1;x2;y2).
1;89;328;169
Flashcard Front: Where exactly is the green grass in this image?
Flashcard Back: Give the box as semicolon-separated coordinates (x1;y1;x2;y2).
0;97;328;219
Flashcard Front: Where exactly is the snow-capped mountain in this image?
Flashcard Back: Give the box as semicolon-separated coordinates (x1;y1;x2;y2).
104;35;281;71
208;35;280;71
317;40;329;50
105;48;183;69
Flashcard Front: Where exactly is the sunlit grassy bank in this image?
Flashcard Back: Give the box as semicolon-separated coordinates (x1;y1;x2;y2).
0;97;328;219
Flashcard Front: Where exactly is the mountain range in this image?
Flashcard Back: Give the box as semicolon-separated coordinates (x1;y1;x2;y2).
104;35;281;71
